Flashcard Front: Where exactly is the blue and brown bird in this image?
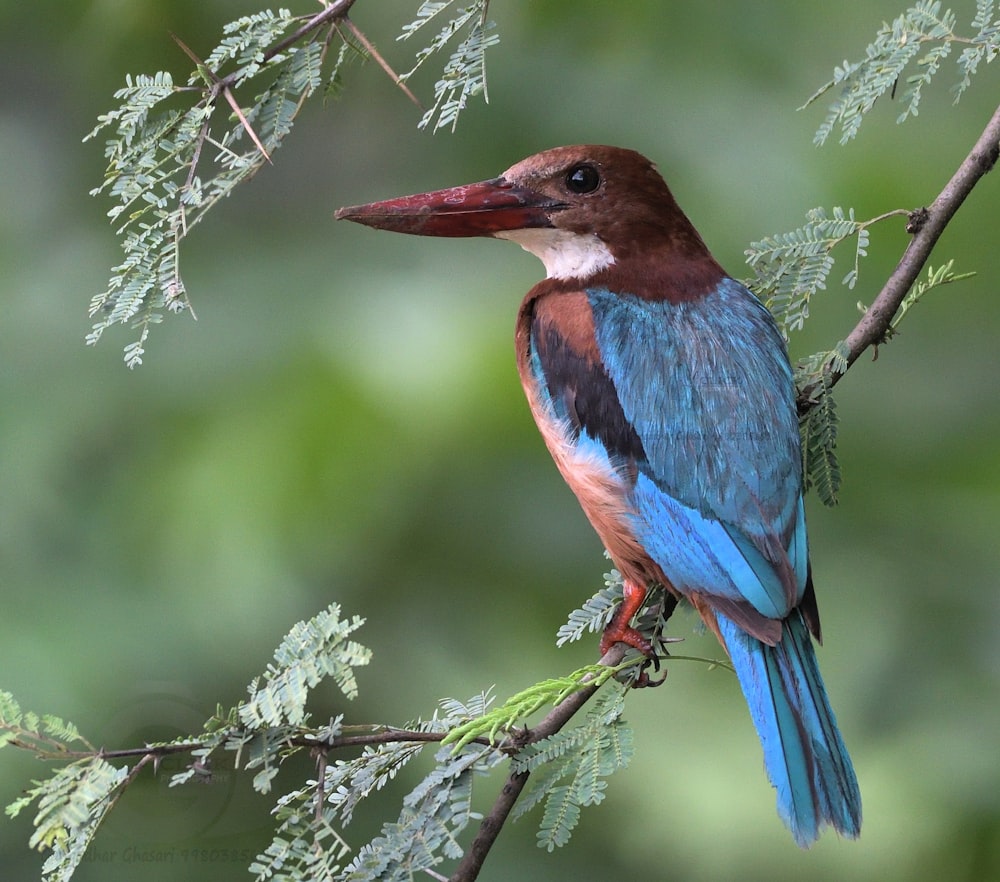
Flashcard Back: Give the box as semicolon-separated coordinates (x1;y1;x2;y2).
336;145;862;846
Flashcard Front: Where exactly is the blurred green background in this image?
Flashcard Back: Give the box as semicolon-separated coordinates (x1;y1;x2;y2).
2;1;999;880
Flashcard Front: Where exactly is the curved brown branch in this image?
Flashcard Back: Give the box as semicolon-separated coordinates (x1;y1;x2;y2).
801;100;1000;409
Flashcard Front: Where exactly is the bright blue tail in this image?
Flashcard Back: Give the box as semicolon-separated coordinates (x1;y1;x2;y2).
716;610;861;847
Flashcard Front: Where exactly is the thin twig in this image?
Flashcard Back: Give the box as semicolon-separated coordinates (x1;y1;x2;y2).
320;728;487;749
12;726;489;764
802;100;1000;408
95;752;156;828
263;0;360;64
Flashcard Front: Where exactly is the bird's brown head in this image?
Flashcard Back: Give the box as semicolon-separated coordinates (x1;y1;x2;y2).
336;145;713;282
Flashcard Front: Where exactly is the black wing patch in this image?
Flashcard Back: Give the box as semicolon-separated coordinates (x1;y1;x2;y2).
533;320;647;468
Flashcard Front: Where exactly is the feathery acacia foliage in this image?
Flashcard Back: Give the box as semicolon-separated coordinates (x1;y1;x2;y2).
797;367;843;505
746;207;890;506
399;0;500;132
555;566;623;646
2;605;376;882
746;0;990;503
746;207;879;337
746;200;973;506
1;605;654;881
443;666;624;752
790;260;972;506
864;258;976;342
803;0;1000;145
511;686;633;851
85;1;497;367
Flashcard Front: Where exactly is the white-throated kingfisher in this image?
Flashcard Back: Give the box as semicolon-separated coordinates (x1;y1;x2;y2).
336;145;861;846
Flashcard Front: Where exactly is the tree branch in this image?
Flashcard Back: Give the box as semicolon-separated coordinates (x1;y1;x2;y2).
11;725;486;765
802;100;1000;408
449;644;629;882
263;0;360;64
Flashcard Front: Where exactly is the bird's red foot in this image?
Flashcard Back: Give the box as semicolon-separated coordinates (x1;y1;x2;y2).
600;581;667;687
599;580;653;656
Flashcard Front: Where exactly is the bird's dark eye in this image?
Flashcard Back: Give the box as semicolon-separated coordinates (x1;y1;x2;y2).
565;163;601;194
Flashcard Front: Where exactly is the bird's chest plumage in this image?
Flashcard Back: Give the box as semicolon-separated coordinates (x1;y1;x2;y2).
515;289;661;586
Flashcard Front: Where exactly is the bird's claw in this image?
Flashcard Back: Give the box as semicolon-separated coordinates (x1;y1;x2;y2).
624;647;666;688
601;620;680;688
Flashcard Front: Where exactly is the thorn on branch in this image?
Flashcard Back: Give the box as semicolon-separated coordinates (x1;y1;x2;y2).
221;86;273;164
340;18;424;111
498;725;532;756
313;747;328;825
171;31;272;165
906;206;929;234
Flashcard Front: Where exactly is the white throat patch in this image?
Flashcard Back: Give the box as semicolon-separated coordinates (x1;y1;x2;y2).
493;228;615;280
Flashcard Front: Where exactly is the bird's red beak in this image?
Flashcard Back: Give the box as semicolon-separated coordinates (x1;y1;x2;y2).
335;177;566;237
